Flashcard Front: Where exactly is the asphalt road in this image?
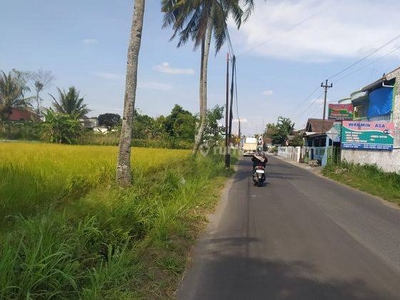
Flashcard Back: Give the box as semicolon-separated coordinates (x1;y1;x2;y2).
176;155;400;300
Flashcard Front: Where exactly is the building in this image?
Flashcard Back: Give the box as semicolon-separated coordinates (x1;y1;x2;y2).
303;118;335;163
9;108;39;122
340;66;400;173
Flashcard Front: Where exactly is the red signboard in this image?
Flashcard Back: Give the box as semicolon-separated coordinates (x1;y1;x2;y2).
328;104;353;120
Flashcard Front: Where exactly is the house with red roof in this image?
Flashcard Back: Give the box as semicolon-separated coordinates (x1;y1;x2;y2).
9;108;39;122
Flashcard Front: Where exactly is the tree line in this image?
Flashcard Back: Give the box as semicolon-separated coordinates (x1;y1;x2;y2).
0;68;225;146
3;0;260;186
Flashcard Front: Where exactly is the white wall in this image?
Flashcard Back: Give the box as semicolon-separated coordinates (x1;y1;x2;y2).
341;149;400;173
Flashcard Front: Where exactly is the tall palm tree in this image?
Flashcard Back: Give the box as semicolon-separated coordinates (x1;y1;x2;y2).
116;0;146;187
162;0;255;155
0;70;31;121
49;86;89;119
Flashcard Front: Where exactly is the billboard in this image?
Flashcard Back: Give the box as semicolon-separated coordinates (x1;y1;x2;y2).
328;104;353;120
341;121;394;150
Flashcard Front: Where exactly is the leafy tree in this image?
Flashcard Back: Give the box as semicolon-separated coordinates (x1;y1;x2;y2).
49;87;89;119
132;110;156;139
264;122;278;143
98;113;121;130
290;133;304;147
153;115;168;139
162;0;255;155
116;0;145;187
0;70;31;121
164;104;196;140
264;116;295;145
203;105;224;146
41;109;83;144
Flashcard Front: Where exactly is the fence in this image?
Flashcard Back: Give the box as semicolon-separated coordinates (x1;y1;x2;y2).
277;146;340;166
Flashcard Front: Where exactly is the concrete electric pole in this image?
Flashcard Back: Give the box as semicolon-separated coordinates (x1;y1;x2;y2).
321;79;333;121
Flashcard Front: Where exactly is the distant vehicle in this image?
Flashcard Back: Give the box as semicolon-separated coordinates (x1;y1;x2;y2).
242;137;258;156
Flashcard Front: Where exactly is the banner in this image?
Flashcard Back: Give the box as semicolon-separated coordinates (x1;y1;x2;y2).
326;122;342;142
328;104;353;120
341;121;394;150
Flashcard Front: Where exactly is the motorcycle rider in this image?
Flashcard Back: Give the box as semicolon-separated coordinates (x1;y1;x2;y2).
251;151;268;172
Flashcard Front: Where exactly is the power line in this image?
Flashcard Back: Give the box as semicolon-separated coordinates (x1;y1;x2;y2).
327;33;400;81
334;44;400;84
291;33;400;127
291;91;324;122
236;12;318;58
286;85;321;117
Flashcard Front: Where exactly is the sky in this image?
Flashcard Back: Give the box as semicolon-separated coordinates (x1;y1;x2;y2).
1;0;400;136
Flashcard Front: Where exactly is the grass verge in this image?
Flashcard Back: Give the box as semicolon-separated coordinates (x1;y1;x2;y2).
322;160;400;206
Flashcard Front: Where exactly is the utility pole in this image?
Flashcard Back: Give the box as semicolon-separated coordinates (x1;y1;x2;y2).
225;53;230;168
228;55;236;156
321;79;333;131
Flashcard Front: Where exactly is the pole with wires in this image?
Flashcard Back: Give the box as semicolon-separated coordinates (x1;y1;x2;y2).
228;55;236;162
321;79;333;131
225;53;230;168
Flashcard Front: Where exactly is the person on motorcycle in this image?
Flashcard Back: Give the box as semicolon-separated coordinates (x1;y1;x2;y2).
251;151;268;172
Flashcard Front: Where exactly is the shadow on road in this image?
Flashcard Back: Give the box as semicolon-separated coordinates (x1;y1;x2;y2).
178;250;398;300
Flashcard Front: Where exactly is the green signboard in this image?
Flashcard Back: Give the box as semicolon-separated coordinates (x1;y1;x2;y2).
341;121;394;150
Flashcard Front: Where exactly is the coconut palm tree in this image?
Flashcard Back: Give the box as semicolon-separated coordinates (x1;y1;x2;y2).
162;0;255;155
0;70;31;121
116;0;146;187
49;86;89;119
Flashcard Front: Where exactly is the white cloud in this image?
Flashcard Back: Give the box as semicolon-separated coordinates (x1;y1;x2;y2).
263;90;273;96
138;81;172;91
92;72;120;80
153;62;195;75
83;38;99;45
230;0;400;62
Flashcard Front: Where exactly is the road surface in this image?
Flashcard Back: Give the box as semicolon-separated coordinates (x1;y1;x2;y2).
176;155;400;300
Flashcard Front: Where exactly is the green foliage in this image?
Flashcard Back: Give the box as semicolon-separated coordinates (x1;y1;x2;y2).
164;104;196;140
203;105;225;146
264;116;295;145
49;86;89;119
161;0;255;54
323;160;400;205
132;109;159;140
98;113;121;130
0;121;41;140
0;70;32;121
0;144;232;299
290;133;304;147
41;109;84;144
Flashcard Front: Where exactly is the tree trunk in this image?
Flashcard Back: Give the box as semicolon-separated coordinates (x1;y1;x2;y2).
192;12;212;156
116;0;145;187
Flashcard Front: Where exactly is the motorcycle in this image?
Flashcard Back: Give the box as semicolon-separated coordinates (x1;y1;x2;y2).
253;165;266;187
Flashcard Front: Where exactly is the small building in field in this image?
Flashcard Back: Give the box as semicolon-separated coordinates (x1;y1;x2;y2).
9;108;39;122
79;116;98;129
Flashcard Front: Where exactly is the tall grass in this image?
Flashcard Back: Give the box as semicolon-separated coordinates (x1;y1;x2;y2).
0;142;233;299
0;143;188;223
323;160;400;205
